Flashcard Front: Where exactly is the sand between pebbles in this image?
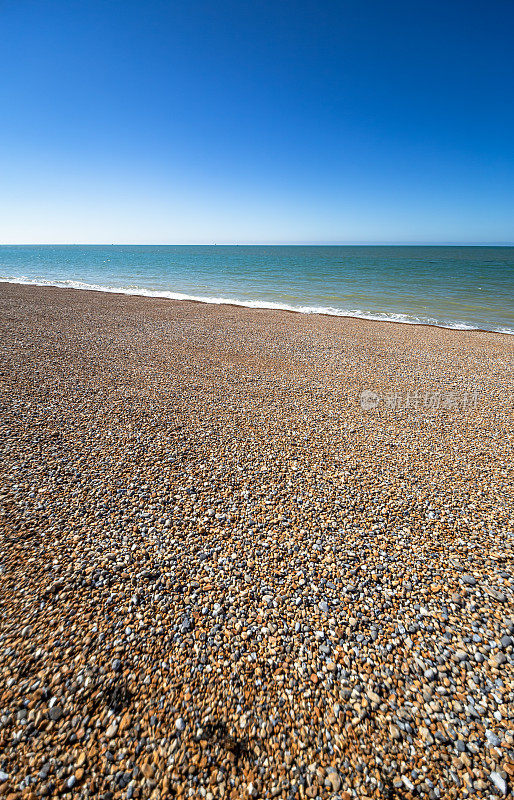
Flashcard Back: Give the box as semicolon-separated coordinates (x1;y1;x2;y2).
0;283;513;800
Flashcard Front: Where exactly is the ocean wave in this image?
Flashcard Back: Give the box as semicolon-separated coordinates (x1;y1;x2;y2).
1;274;512;335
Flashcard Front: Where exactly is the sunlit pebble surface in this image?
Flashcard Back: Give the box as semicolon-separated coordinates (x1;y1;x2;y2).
0;283;513;800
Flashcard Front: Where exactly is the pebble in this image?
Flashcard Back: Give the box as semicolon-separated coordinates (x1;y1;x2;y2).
326;770;341;792
485;729;501;747
105;722;118;738
489;772;508;795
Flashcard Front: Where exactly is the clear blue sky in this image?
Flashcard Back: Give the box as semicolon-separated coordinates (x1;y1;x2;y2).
1;0;513;244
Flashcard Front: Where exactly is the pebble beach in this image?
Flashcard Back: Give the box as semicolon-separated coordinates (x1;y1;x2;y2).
0;281;513;800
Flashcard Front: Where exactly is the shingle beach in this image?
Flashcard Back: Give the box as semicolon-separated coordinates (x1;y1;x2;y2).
0;282;513;800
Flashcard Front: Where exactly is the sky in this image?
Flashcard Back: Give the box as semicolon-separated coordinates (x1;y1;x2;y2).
0;0;513;244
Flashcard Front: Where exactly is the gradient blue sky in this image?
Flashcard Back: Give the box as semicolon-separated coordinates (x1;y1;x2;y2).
1;0;513;244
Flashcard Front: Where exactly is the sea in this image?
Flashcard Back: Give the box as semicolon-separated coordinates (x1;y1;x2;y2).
1;245;513;334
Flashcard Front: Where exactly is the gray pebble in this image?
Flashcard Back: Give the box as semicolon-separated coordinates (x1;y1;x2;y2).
489;772;507;795
485;729;501;747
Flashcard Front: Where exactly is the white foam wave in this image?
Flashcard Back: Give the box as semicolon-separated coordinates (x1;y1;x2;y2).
1;274;512;335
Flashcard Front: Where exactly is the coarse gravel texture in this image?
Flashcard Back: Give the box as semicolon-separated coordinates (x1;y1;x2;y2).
0;282;513;800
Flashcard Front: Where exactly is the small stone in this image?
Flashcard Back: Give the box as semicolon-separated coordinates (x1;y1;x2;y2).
389;724;401;740
141;763;155;780
486;587;506;602
112;659;122;672
105;722;118;738
461;574;477;586
489;772;507;795
48;706;63;721
175;717;185;732
486;729;501;747
453;650;468;662
119;711;131;733
318;601;329;614
327;771;341;792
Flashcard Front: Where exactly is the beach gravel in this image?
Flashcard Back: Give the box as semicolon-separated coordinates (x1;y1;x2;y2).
0;283;513;799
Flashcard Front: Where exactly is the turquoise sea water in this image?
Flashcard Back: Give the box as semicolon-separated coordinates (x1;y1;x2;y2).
0;245;513;334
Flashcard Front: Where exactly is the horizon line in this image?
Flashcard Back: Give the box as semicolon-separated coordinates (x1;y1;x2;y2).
1;242;513;247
